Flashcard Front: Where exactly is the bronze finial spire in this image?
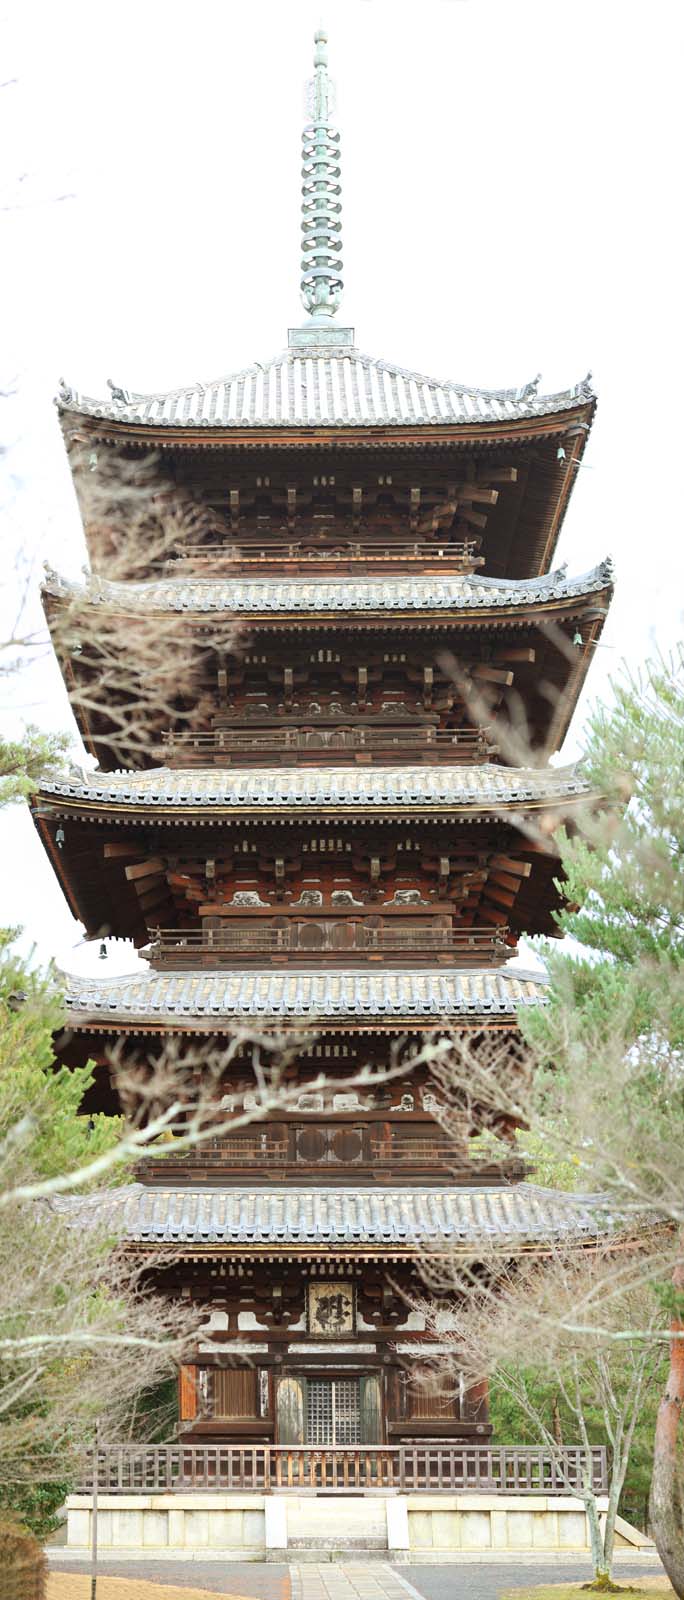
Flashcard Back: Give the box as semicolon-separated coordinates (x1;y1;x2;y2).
300;28;343;320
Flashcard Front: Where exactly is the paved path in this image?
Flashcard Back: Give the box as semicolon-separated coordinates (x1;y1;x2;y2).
48;1558;666;1600
291;1566;413;1600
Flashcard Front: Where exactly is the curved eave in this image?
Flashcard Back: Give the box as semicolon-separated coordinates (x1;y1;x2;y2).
57;1181;612;1253
41;570;613;628
61;1013;523;1038
59;401;595;453
58;965;548;1035
31;790;592;825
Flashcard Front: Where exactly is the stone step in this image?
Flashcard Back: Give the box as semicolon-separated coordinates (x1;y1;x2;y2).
288;1547;393;1563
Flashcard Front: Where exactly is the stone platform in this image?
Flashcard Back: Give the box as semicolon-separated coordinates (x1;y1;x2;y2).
64;1492;653;1561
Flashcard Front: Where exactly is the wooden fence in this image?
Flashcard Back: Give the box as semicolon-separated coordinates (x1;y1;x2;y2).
77;1443;607;1496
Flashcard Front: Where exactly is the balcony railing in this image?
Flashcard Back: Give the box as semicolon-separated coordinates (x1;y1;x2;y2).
160;725;496;767
77;1443;608;1496
190;1133;460;1165
165;537;484;574
146;924;510;969
141;1129;472;1172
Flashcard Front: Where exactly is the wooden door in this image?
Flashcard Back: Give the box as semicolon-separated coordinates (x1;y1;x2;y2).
360;1374;383;1443
276;1375;305;1444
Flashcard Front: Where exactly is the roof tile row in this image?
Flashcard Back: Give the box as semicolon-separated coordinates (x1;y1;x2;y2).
41;761;589;810
62;1182;609;1246
57;343;595;432
43;560;613;617
63;965;547;1024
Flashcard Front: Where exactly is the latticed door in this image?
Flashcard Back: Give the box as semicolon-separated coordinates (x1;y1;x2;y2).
306;1378;361;1444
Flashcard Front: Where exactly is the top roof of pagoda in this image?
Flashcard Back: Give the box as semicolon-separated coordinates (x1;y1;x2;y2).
55;34;595;445
57;331;595;435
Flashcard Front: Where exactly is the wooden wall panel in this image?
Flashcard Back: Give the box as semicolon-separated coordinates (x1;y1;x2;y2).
211;1366;258;1418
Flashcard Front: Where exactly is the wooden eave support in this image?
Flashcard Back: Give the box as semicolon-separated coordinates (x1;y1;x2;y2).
489;854;532;877
125;857;166;881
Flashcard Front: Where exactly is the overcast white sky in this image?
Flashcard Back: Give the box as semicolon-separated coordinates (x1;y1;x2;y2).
1;0;682;976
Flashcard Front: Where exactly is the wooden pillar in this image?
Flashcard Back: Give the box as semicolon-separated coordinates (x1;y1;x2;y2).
179;1363;198;1423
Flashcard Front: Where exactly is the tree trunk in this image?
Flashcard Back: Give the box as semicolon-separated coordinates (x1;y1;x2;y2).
602;1471;624;1579
584;1489;611;1584
650;1248;684;1598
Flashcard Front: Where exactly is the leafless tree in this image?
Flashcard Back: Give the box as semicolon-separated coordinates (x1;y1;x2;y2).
416;1238;668;1586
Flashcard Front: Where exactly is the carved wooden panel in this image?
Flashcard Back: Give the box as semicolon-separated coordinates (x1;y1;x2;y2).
308;1282;355;1337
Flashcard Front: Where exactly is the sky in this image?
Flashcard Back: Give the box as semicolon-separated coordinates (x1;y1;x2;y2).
1;0;682;977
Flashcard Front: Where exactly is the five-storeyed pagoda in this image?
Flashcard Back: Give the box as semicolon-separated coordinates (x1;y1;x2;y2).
34;32;612;1466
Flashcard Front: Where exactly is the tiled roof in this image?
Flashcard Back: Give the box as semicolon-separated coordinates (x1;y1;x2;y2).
56;339;594;432
39;761;589;812
43;560;613;618
62;965;547;1027
63;1182;609;1247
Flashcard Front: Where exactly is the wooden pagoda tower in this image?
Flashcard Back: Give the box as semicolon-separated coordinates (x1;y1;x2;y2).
33;31;612;1460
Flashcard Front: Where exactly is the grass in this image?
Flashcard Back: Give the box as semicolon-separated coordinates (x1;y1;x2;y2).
501;1583;675;1600
47;1575;247;1600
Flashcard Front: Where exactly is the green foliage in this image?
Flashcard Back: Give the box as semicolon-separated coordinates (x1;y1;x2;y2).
125;1376;179;1442
523;650;684;1063
489;1365;659;1531
0;727;69;807
516;651;684;1208
564;649;684;965
0;1481;68;1543
0;931;123;1186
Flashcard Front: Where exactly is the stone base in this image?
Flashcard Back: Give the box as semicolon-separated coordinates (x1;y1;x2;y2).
64;1491;653;1559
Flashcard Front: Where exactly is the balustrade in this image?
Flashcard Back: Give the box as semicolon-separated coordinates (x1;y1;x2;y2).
146;923;509;968
78;1442;607;1495
164;537;483;574
141;1126;468;1172
161;725;496;767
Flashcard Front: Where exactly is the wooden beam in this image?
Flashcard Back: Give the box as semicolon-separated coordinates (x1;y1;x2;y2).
104;843;140;860
489;855;532;877
460;487;499;506
483;885;518;910
125;857;166;882
167;871;202;891
477;465;518;485
469;664;515;687
491;646;536;665
137;887;170;914
456;506;489;530
488;870;525;894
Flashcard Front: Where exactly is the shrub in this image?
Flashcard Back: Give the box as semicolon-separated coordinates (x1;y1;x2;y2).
0;1516;46;1600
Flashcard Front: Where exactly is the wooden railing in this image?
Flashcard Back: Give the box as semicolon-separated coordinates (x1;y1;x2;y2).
77;1443;608;1495
141;1130;465;1170
146;925;509;968
165;538;483;574
161;726;496;767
